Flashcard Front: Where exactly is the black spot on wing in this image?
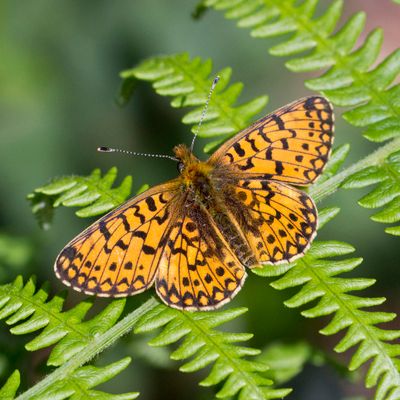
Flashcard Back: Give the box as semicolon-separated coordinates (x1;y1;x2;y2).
271;114;285;130
145;196;157;212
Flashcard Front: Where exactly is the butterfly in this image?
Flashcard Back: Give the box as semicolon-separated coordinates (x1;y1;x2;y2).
55;96;334;311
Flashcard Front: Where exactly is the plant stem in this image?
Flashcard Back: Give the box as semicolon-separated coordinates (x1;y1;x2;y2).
15;298;158;400
310;136;400;203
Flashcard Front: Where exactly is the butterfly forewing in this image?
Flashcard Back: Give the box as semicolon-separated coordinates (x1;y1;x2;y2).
209;96;334;185
55;180;180;296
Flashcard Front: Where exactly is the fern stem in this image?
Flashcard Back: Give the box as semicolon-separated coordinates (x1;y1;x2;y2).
15;298;158;400
309;137;400;203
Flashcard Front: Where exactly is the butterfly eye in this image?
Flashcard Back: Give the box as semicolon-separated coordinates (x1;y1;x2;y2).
177;162;185;173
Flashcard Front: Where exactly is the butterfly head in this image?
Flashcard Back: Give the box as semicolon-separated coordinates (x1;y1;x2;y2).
173;144;199;172
173;143;212;187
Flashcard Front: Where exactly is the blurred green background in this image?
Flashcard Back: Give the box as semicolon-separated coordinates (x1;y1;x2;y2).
1;1;399;399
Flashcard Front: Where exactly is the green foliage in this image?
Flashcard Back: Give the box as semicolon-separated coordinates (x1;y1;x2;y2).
257;340;352;386
135;304;291;399
121;53;269;152
204;0;400;143
28;167;132;228
0;360;139;400
256;342;313;385
0;276;125;367
0;370;19;399
254;233;400;398
342;150;400;236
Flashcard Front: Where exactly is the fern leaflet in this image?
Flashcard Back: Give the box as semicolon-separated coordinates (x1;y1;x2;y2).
28;167;132;228
342;150;400;236
0;371;19;400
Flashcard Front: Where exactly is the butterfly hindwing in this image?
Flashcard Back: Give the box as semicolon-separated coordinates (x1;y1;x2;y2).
209;96;334;185
55;180;180;296
221;179;318;265
155;204;246;310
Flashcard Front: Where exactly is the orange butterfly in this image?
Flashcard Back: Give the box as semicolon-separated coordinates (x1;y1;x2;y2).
55;96;334;310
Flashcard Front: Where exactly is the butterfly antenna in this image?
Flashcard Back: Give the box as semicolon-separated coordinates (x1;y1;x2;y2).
98;147;179;162
190;75;220;152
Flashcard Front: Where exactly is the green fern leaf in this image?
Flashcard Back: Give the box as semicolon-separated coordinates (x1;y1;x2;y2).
254;235;400;399
135;304;291;399
0;371;20;399
342;150;400;235
204;0;400;144
121;53;268;152
28;167;132;228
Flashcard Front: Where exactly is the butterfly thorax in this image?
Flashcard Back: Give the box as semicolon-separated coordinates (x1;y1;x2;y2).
173;144;256;265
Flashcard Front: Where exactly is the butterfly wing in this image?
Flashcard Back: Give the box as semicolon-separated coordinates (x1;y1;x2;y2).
219;178;317;265
209;96;334;186
155;202;246;310
55;180;181;296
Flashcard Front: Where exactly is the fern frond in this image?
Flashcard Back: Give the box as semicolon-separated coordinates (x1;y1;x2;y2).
254;235;400;399
0;276;157;399
28;167;132;228
2;359;139;400
30;358;139;400
342;150;400;236
134;304;291;399
204;0;400;143
0;276;126;367
121;53;268;152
